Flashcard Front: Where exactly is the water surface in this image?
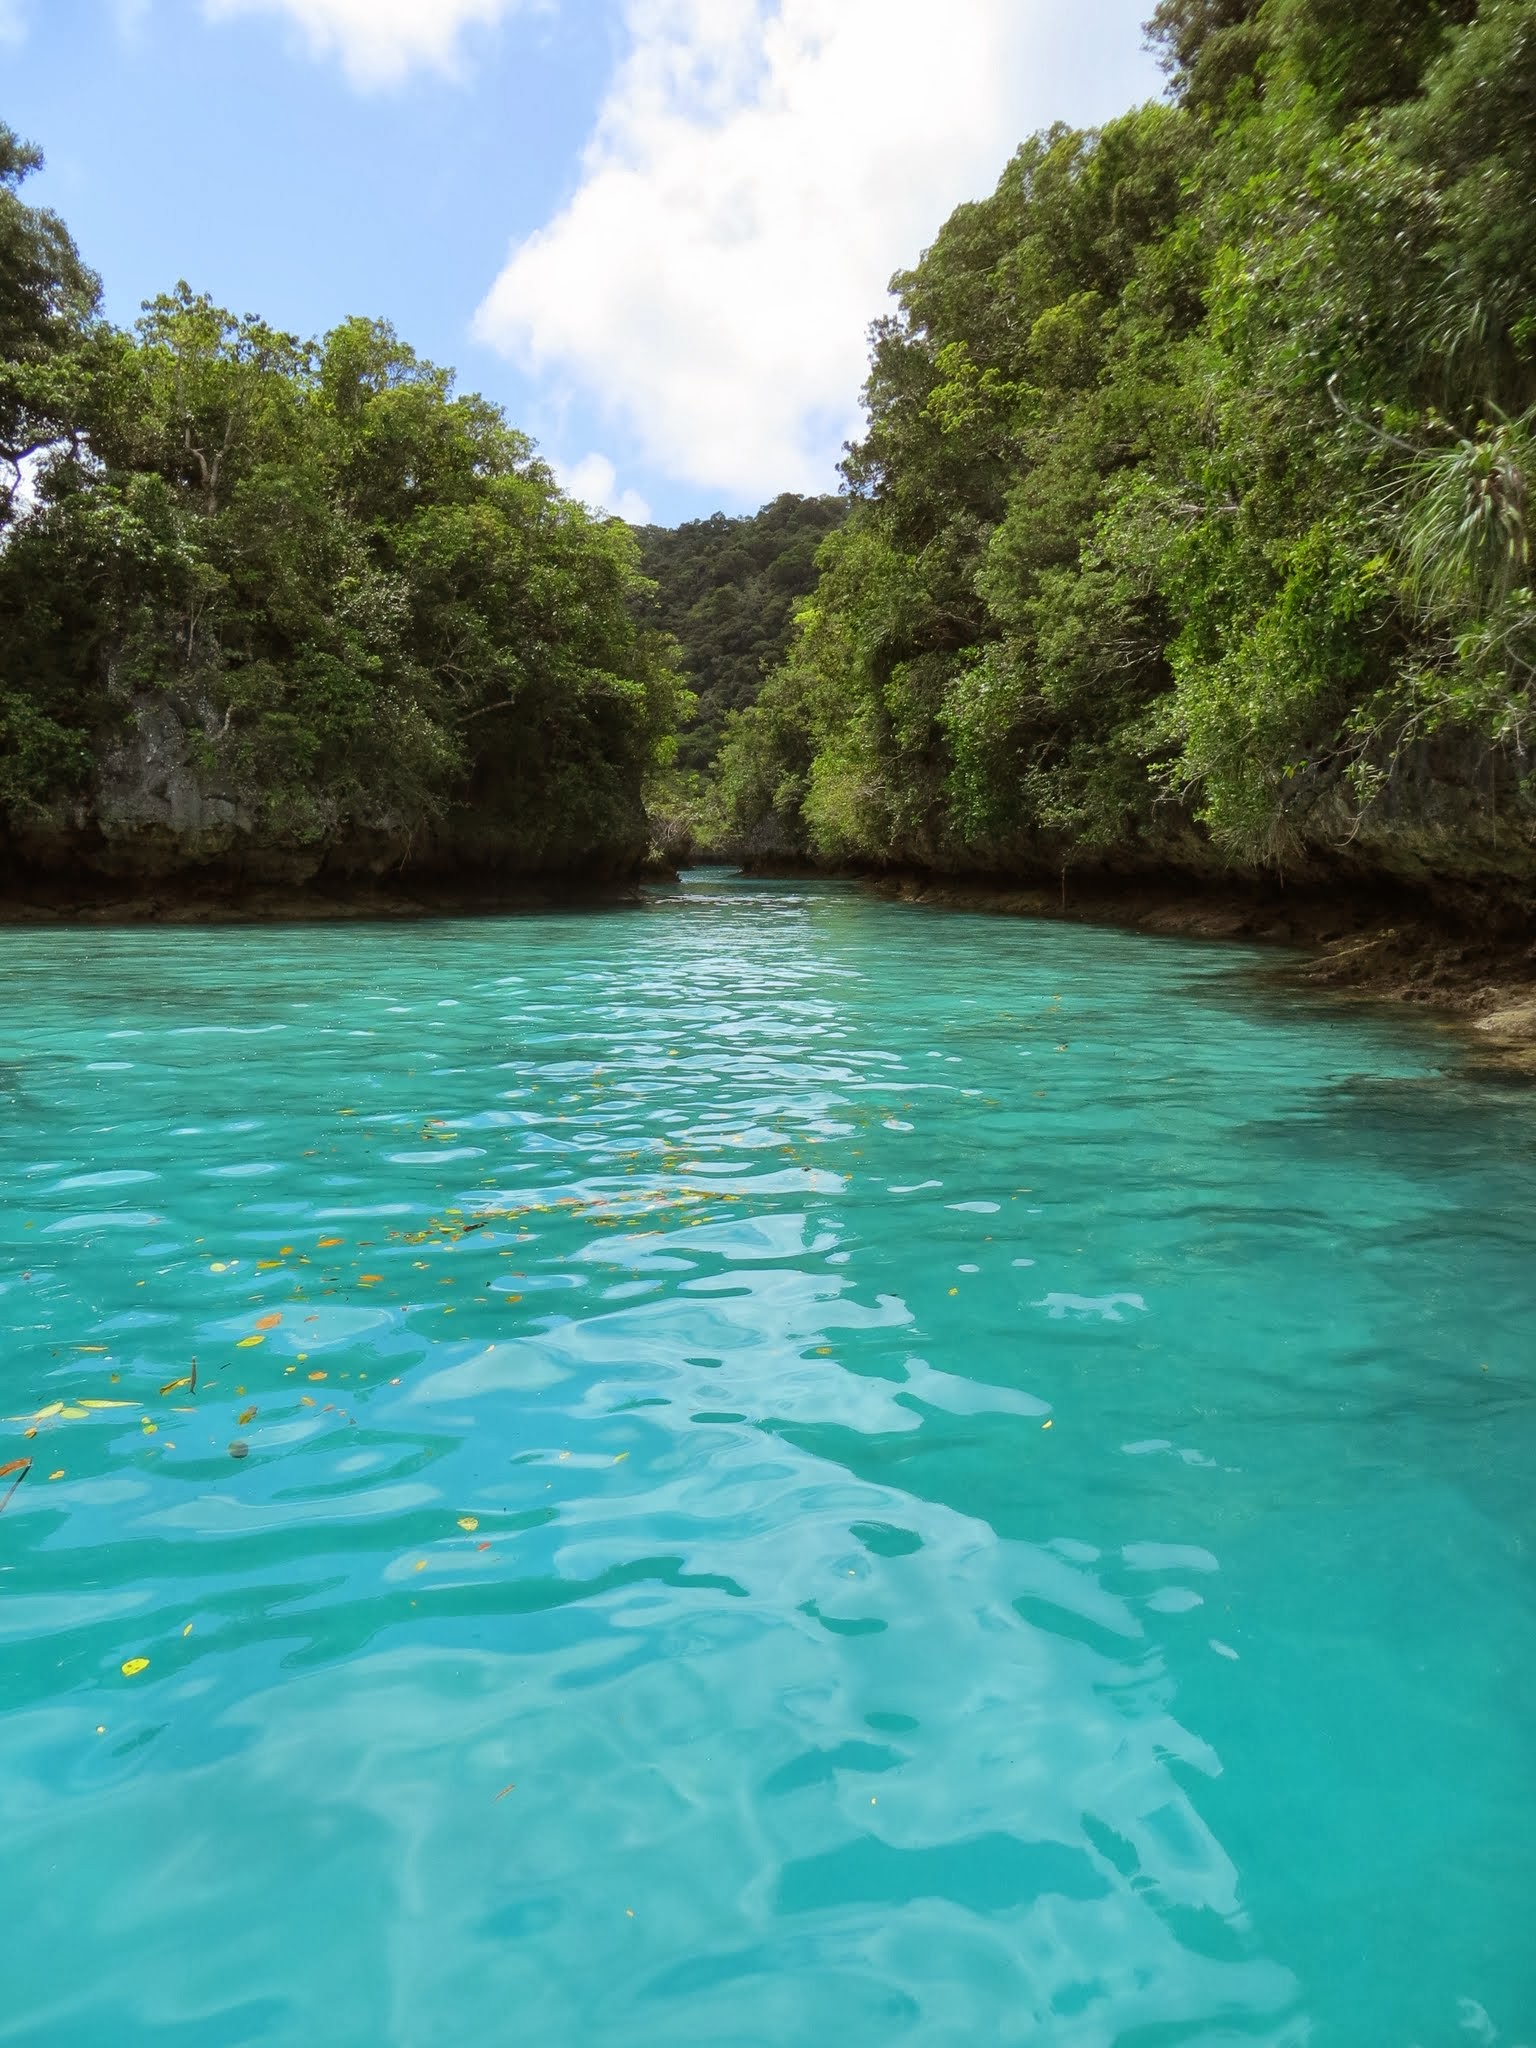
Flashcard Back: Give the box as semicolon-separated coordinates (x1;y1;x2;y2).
2;873;1532;2046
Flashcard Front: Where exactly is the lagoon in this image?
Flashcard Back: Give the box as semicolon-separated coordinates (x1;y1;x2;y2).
1;872;1532;2046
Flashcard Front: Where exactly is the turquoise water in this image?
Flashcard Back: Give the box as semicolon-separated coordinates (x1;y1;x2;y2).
1;871;1533;2047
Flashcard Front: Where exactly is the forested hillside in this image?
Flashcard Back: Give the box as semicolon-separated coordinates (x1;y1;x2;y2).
715;0;1536;914
633;494;845;772
0;126;679;896
9;0;1536;915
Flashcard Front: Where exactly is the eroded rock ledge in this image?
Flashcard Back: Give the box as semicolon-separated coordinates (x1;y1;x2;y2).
858;871;1536;1074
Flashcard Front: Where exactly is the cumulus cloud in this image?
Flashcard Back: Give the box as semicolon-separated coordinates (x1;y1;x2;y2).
555;451;653;526
201;0;530;89
475;0;1161;503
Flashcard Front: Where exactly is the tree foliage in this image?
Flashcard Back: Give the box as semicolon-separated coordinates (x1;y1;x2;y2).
718;0;1536;880
0;122;99;518
633;493;845;772
0;139;679;877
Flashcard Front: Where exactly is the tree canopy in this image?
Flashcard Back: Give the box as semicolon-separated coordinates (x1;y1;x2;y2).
0;122;99;519
633;493;846;773
715;0;1536;890
0;134;680;883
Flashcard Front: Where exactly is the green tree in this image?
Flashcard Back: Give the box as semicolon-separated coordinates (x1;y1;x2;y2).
0;123;98;524
633;493;845;773
0;239;681;874
719;0;1536;886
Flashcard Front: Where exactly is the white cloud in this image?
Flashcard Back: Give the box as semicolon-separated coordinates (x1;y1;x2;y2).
201;0;529;89
475;0;1162;504
556;451;653;526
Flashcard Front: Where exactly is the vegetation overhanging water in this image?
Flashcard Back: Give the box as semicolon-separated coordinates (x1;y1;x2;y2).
1;873;1532;2046
6;0;1536;916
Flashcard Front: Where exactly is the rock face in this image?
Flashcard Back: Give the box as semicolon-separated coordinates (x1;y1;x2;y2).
729;733;1536;936
87;696;277;881
0;694;650;904
1475;1001;1536;1046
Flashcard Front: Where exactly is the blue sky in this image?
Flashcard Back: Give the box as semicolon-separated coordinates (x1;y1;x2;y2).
2;1;1165;525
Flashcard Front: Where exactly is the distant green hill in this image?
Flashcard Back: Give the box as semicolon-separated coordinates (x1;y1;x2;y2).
633;493;846;773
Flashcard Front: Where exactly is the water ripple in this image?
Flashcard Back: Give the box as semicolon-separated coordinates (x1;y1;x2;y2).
0;877;1532;2046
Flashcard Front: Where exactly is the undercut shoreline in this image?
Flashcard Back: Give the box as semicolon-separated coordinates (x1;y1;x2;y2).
2;858;1532;1073
854;870;1536;1076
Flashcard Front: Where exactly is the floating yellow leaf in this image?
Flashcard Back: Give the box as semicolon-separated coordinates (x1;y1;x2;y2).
121;1658;149;1678
237;1335;264;1349
299;1396;316;1407
237;1406;257;1426
30;1403;63;1421
48;1469;64;1481
414;1559;426;1572
318;1237;344;1249
255;1313;282;1331
613;1452;630;1464
78;1399;134;1410
160;1376;193;1397
256;1260;282;1272
210;1261;229;1272
358;1274;383;1285
141;1420;157;1434
308;1371;327;1383
182;1623;193;1637
74;1346;108;1354
458;1516;479;1532
1041;1419;1054;1431
59;1405;90;1420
